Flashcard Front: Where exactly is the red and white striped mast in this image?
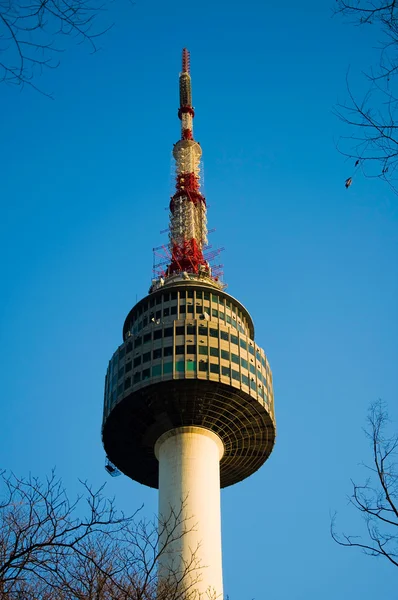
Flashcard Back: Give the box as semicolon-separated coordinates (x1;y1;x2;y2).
166;48;209;277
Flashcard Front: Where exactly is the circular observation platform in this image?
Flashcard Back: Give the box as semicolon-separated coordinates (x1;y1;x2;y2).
102;379;275;489
102;281;276;488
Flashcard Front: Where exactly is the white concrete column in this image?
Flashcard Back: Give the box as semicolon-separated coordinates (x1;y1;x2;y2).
155;426;224;600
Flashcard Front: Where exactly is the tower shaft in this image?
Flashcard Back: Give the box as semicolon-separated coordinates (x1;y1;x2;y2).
156;427;224;598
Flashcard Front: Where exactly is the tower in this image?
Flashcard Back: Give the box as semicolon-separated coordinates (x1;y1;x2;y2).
102;49;276;599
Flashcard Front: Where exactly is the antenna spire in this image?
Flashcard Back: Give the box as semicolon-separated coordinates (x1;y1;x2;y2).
182;47;190;73
166;49;209;278
178;49;194;133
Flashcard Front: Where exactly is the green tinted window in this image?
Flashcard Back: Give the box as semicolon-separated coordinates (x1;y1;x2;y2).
163;362;173;374
210;347;218;357
240;339;247;350
221;350;230;361
232;369;240;381
199;346;208;355
187;361;196;372
231;353;239;364
175;361;184;373
221;366;230;377
152;364;161;377
210;363;220;374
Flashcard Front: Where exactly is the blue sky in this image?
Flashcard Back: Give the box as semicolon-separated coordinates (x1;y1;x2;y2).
1;0;397;597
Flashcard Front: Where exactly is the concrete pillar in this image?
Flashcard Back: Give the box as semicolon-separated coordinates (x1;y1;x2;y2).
155;426;224;599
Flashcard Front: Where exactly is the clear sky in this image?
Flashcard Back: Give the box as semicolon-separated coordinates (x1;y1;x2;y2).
1;0;397;598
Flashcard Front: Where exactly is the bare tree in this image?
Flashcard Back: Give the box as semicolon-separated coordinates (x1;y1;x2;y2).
0;0;112;93
334;1;398;191
332;401;398;567
0;470;216;599
0;470;132;597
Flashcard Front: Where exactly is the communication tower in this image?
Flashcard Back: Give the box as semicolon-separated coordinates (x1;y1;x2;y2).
102;49;276;599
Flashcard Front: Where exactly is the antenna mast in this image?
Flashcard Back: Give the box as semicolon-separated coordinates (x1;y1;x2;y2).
167;49;209;277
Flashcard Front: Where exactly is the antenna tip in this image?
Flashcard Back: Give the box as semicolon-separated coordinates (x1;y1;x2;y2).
182;48;190;73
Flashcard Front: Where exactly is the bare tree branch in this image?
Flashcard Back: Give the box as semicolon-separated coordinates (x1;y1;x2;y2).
0;0;113;94
334;1;398;192
331;401;398;567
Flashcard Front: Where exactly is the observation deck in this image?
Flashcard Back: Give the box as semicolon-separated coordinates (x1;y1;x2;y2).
102;275;276;489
